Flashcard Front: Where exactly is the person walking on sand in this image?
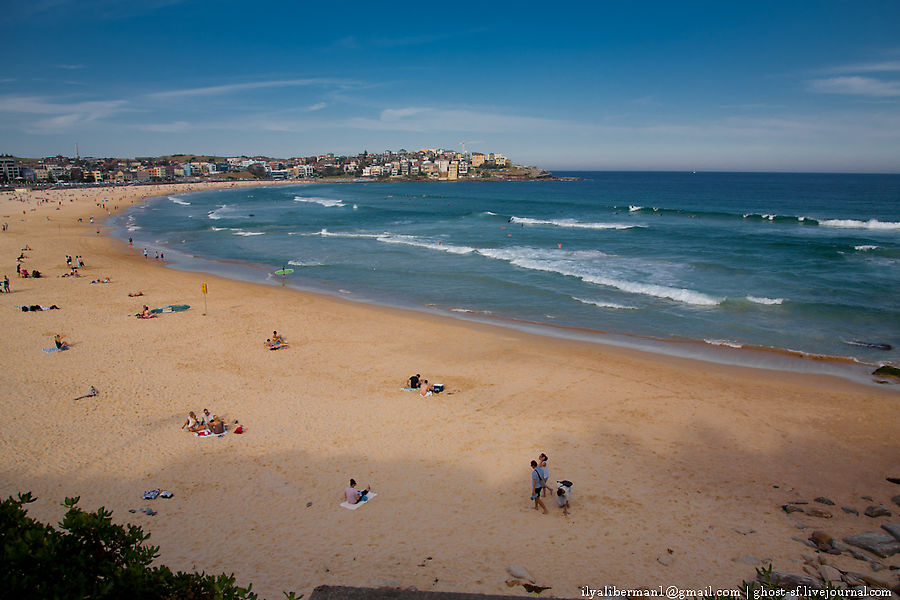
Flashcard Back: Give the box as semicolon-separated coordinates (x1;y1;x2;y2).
531;460;548;514
538;452;550;497
2;275;8;293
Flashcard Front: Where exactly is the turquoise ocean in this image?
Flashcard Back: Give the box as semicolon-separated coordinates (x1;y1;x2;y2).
113;172;900;384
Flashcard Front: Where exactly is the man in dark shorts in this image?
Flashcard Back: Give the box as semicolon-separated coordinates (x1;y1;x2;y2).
408;374;421;389
530;460;547;514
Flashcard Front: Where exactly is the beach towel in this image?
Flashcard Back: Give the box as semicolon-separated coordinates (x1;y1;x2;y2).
194;429;227;438
42;346;68;353
340;492;377;510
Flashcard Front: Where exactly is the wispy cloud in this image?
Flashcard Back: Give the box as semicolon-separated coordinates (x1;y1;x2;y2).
306;102;327;111
823;60;900;74
0;94;129;134
57;64;85;70
134;121;192;133
148;78;354;99
809;76;900;97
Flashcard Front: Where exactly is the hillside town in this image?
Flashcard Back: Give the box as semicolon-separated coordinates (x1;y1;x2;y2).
0;148;553;187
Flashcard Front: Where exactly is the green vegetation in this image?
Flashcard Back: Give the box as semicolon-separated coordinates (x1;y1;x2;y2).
0;492;301;600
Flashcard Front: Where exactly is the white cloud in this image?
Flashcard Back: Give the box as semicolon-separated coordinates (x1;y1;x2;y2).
306;102;327;111
0;95;129;134
824;60;900;74
148;79;354;99
135;121;192;133
809;76;900;97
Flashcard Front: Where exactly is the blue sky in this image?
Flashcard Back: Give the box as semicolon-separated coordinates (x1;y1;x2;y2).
2;1;899;172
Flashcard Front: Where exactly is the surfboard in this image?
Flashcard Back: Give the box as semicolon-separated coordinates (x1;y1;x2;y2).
150;304;190;314
274;269;294;275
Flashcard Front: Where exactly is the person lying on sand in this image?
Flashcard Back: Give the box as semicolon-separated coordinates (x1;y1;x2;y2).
343;479;371;505
181;411;204;432
53;333;69;350
128;291;144;297
138;305;155;318
265;338;288;350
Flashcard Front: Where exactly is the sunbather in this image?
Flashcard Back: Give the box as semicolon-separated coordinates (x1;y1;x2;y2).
206;416;225;434
182;411;203;432
343;479;371;505
53;333;69;350
128;291;144;297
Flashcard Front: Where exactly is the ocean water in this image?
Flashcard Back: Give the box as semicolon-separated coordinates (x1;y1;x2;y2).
114;172;900;383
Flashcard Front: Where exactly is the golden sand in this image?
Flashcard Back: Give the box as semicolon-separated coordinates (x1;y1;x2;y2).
1;183;897;598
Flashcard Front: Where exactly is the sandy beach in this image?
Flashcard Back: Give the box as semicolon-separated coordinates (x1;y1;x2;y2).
1;183;898;598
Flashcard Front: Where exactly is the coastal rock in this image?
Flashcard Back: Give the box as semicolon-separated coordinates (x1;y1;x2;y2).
842;532;900;558
761;572;822;592
891;495;900;508
657;555;674;566
864;505;892;518
842;507;860;516
886;477;900;485
818;565;842;582
506;565;535;583
811;530;834;546
842;573;865;587
872;366;900;381
859;574;892;591
862;495;875;501
787;517;808;530
792;536;818;549
782;504;805;514
881;522;900;542
806;508;833;518
833;541;871;562
815;497;836;506
869;561;885;572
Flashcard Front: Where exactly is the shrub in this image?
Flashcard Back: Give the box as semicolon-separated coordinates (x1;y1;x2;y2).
0;492;297;600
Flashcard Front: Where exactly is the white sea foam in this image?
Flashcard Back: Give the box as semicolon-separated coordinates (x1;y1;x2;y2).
747;296;784;305
293;195;345;208
169;196;191;206
573;297;638;310
704;339;743;349
819;219;900;230
450;308;493;314
854;245;878;251
287;259;324;267
476;246;721;306
210;226;227;231
510;216;637;230
628;205;642;212
233;230;265;236
207;205;228;220
377;234;474;254
308;228;383;239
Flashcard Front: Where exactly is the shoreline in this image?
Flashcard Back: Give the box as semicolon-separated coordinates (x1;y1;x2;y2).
112;186;895;389
2;183;898;598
